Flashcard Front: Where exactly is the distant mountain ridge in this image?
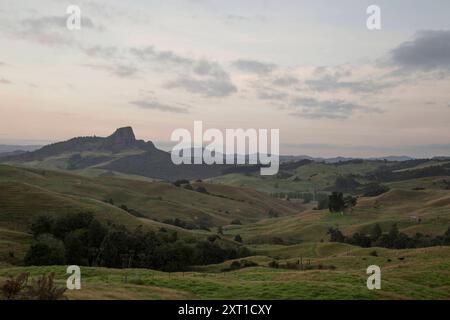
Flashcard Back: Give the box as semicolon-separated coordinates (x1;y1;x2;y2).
0;127;232;181
2;127;156;162
2;126;444;182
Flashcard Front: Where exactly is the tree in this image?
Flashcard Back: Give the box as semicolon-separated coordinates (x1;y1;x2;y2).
234;235;243;243
64;229;89;265
344;195;357;209
195;186;209;194
370;224;383;240
334;176;360;192
29;215;54;238
328;192;345;213
348;233;371;247
268;209;279;218
317;197;329;210
52;212;94;239
230;219;242;225
327;227;345;243
445;226;450;245
24;234;65;266
362;183;390;197
388;224;400;240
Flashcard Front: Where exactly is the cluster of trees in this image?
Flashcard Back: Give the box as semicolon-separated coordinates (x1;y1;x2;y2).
328;224;450;249
322;192;357;213
25;213;251;272
102;199;146;218
332;176;361;193
366;163;450;182
271;191;316;203
361;183;390;197
268;209;280;218
172;180;209;194
162;217;211;231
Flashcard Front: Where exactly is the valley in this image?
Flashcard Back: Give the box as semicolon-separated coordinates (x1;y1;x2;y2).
0;128;449;300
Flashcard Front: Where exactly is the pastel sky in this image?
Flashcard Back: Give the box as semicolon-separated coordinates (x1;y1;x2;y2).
1;0;450;157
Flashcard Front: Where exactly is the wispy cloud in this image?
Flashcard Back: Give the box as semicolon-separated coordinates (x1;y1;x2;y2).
257;89;288;101
130;100;189;114
165;77;237;97
13;15;100;47
232;59;277;75
290;96;381;119
131;46;236;97
306;73;393;93
131;46;193;67
82;63;138;78
272;76;300;87
82;46;119;59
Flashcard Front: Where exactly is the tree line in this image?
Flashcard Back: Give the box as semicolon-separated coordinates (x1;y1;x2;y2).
327;223;450;249
25;212;250;272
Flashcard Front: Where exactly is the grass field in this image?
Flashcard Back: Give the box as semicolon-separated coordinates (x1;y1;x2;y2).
207;161;387;193
0;165;300;232
1;245;448;300
223;188;450;244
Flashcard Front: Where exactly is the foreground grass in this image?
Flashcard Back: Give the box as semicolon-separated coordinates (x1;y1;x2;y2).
1;245;448;300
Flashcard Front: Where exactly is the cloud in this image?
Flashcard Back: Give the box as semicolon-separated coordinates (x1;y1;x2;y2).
306;74;392;93
82;63;138;78
387;30;450;72
131;46;227;77
131;46;193;66
257;89;288;101
165;77;237;97
131;46;236;97
232;59;277;75
83;46;119;59
0;78;11;84
304;67;394;93
290;96;381;119
130;100;189;114
192;59;229;78
12;15;99;47
272;76;299;87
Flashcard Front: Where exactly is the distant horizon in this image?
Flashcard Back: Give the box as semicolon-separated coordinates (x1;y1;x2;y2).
1;127;449;159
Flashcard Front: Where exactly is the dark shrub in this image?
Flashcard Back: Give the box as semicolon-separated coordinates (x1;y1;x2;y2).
24;234;65;266
230;219;242;225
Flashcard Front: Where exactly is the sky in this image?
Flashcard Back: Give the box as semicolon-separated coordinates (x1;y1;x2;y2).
1;0;450;157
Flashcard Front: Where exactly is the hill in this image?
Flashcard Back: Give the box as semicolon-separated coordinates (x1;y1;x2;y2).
0;127;230;181
223;188;450;244
0;165;300;231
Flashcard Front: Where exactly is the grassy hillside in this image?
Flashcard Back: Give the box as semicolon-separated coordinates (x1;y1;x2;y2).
208;160;387;193
0;165;300;229
0;164;301;265
208;159;450;195
223;188;450;244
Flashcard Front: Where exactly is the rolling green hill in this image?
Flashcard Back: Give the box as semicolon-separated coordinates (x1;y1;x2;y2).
223;188;450;244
